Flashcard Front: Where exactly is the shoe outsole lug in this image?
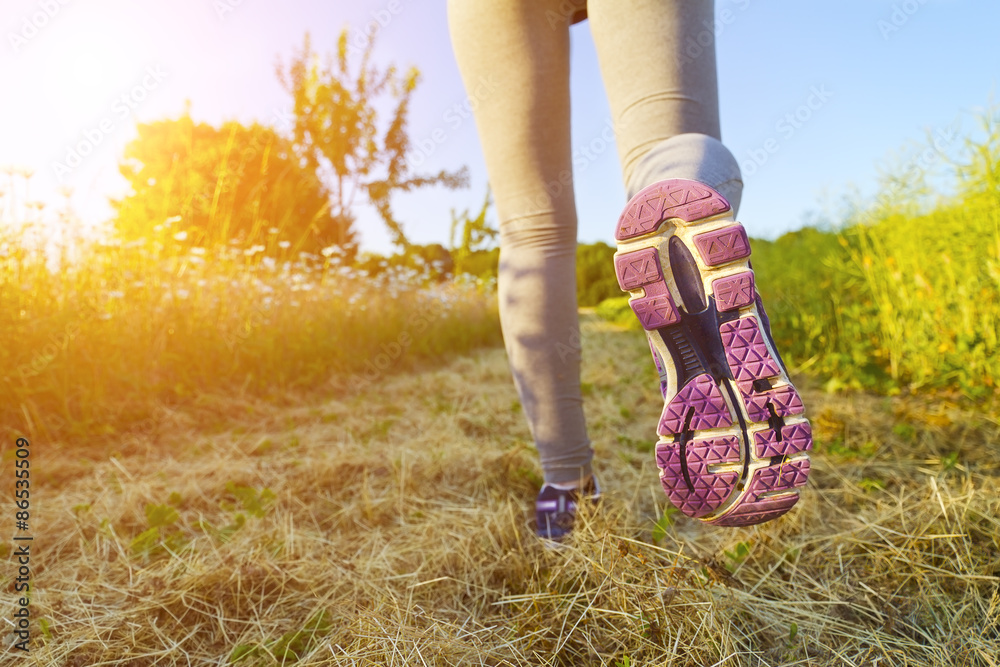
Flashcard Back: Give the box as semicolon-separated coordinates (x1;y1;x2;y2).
615;246;682;329
712;271;756;312
693;225;751;266
615;181;731;241
656;373;732;435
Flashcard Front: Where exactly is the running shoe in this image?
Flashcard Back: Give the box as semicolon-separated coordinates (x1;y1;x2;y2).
534;476;601;541
613;178;812;526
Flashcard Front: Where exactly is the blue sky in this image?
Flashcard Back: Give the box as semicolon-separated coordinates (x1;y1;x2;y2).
1;0;997;254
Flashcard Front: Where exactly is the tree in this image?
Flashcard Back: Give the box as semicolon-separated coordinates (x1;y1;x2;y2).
449;185;497;274
112;112;355;255
276;30;468;251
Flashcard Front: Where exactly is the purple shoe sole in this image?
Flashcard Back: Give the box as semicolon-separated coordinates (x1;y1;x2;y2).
614;179;812;527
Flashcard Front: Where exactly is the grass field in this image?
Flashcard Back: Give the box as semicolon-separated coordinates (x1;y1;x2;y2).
0;233;501;447
2;313;998;666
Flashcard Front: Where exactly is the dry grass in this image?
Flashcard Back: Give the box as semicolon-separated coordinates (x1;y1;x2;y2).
3;314;999;666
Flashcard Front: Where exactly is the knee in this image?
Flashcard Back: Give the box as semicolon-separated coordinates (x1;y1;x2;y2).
499;209;578;254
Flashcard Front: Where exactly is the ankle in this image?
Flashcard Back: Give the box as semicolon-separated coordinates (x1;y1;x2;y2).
547;475;593;491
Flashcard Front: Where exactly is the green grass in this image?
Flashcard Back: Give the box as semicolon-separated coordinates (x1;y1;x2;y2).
752;140;1000;401
0;230;501;446
599;114;1000;408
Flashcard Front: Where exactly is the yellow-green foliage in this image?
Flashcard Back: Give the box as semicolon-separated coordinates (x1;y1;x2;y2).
755;115;1000;400
594;296;640;329
577;242;621;307
599;117;1000;403
0;232;501;445
755;198;999;399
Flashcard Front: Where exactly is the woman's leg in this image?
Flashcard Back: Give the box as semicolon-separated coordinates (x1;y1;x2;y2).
448;0;593;486
588;0;812;527
587;0;743;212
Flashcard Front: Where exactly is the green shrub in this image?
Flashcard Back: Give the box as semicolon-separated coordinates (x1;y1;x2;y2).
595;296;640;329
427;241;621;306
577;241;620;306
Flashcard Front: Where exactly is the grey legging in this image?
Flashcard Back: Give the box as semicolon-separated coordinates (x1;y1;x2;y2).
448;0;743;485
